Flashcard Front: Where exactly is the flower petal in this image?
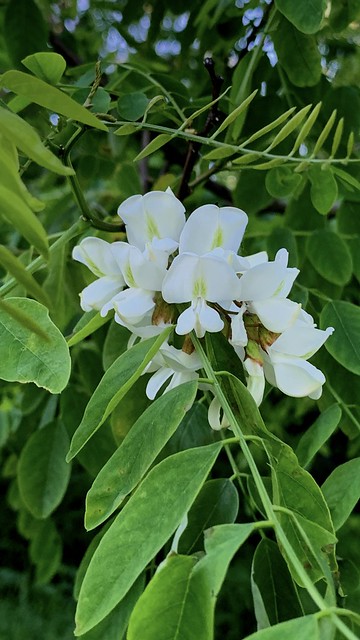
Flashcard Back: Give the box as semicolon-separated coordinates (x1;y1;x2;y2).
269;325;334;359
179;204;248;255
230;306;248;347
146;368;174;400
244;358;265;406
113;288;155;324
265;355;326;398
73;237;121;277
251;298;301;332
79;276;124;313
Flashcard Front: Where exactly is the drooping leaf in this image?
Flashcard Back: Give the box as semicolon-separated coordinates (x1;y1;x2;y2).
29;518;62;585
251;538;303;629
66;327;172;461
127;555;211;640
275;0;326;34
320;301;360;375
308;165;338;215
0;298;71;393
4;0;48;66
243;615;319;640
296;405;342;468
178;479;239;554
0;185;49;258
75;442;222;635
0;106;74;175
0;245;50;305
22;52;66;84
17;421;71;519
272;17;322;87
306;230;352;285
322;458;360;530
85;381;198;530
0;71;108;131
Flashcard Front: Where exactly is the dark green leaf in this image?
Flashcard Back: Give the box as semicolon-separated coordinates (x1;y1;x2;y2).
306;230;352;285
272;17;322;87
320;301;360;375
29;518;62;584
117;92;149;121
308;165;338;215
275;0;326;34
4;0;48;66
251;539;303;628
265;166;303;199
322;458;360;530
18;421;71;519
0;245;50;305
0;185;49;258
296;405;342;468
178;479;239;554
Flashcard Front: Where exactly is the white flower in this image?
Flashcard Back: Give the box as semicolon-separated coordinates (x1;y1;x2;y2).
145;343;201;400
231;249;300;339
162;253;241;337
179;203;248;256
117;187;185;255
244;357;265;406
72;237;125;313
102;242;166;326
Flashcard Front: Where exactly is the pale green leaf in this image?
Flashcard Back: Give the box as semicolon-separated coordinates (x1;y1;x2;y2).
330;117;344;157
242;108;296;146
210;89;258;139
243;615;319;640
114;123;140;136
0;106;74;175
66;327;172;461
0;298;71;393
133;134;172;161
266;105;312;152
0;71;108;131
74;442;222;635
0;245;50;306
290;102;322;154
18;421;71;519
85;381;198;530
22;52;66;84
312;110;337;156
0;185;48;258
67;311;110;347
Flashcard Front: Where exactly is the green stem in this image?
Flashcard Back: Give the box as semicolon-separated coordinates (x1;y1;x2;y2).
192;335;359;640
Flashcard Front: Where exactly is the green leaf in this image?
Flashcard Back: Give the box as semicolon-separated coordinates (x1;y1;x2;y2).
210;89;258;139
66;327;172;461
322;459;360;530
0;298;71;393
117;92;149;121
133;133;172;161
80;577;145;640
251;539;303;629
312;110;337;156
290;102;322;153
275;0;326;34
127;555;211;640
267;227;298;267
114;123;140;136
178;479;239;554
85;381;198;530
296;405;342;468
0;245;50;305
320;301;360;375
266;105;312;151
4;0;48;66
74;442;222;635
0;106;74;175
306;230;352;285
17;421;71;519
22;52;66;84
242;108;296;146
0;185;48;258
265;166;303;198
67;311;110;347
0;135;44;211
193;522;255;600
243;615;319;640
29;518;62;585
308;165;338;215
272;446;337;585
0;71;108;131
272;17;322;87
203;146;237;160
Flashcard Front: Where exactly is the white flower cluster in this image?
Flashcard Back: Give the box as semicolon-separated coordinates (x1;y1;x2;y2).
72;188;333;415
